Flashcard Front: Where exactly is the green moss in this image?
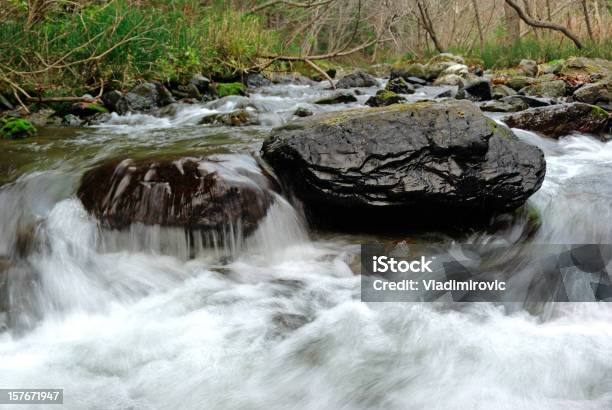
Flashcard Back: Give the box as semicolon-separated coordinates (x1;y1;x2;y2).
87;103;108;114
591;104;610;119
0;117;37;140
320;100;435;125
377;90;398;101
486;118;514;139
216;82;245;98
526;205;542;230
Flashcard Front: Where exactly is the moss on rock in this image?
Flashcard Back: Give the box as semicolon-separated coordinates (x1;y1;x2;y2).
0;117;37;140
216;82;246;98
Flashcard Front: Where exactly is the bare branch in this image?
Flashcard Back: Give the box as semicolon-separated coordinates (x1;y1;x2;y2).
504;0;583;48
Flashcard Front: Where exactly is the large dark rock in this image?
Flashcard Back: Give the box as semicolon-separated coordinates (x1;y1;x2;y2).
77;156;274;235
504;102;610;139
336;71;377;88
261;100;546;228
112;83;176;115
461;78;492;101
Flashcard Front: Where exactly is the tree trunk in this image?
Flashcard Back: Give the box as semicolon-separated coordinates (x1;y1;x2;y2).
504;1;521;44
581;0;595;41
417;1;445;53
504;0;583;49
471;0;484;50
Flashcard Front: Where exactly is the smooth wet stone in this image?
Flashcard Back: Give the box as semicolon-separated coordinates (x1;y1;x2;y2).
78;156;274;234
261;100;546;229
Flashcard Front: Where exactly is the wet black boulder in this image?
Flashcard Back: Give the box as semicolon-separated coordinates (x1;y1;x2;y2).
261;100;546;229
78;156;274;235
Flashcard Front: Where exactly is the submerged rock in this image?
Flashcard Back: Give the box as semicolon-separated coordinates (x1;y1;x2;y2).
204;95;263;112
365;90;406;107
336;71;377;88
294;107;313;117
315;92;357;105
78;156;274;235
261;100;545;228
199;109;259;126
504;102;610;139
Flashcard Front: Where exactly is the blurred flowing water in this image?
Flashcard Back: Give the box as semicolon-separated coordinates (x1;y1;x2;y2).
1;81;612;409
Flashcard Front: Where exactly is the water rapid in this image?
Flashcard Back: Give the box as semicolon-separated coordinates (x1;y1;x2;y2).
1;81;612;409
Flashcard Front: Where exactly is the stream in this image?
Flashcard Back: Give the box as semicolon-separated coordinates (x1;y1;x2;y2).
1;80;612;409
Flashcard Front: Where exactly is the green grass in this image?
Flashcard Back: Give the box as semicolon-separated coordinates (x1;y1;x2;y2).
450;38;612;69
0;1;280;97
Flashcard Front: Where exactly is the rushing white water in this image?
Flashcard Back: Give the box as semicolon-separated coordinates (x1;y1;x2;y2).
1;82;612;409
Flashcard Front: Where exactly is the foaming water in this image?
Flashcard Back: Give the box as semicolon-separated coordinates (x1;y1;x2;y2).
1;82;612;409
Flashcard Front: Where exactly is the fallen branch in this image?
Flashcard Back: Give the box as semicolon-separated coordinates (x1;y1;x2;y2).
305;59;335;89
259;37;381;61
504;0;583;49
250;0;335;13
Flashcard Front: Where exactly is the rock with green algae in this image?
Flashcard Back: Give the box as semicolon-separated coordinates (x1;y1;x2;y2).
390;63;428;81
504;102;610;139
1;117;37;140
365;90;406;107
557;57;612;77
215;82;246;98
385;77;415;94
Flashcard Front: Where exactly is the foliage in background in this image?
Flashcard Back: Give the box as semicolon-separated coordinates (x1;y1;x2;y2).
0;0;280;97
452;38;612;68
